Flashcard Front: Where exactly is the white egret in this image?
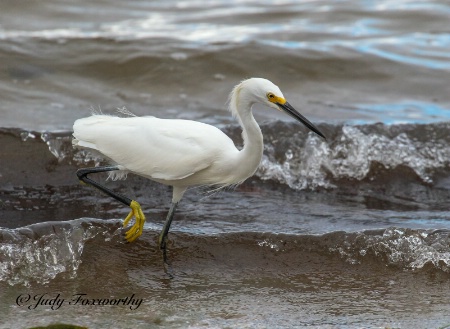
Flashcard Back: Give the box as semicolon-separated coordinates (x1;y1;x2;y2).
73;78;325;258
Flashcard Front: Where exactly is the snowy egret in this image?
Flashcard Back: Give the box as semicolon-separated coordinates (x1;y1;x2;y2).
73;78;325;257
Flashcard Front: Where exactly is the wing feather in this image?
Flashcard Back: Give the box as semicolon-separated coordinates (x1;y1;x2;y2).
73;115;236;181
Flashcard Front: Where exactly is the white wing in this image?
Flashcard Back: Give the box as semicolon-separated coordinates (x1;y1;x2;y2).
73;115;237;181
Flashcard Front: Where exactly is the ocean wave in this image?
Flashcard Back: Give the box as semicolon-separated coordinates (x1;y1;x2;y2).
327;228;450;272
257;122;450;189
5;122;450;191
0;219;122;286
1;1;449;73
0;218;448;286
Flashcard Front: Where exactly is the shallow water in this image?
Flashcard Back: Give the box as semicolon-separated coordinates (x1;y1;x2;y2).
2;124;450;328
1;0;450;130
1;219;450;329
1;1;450;328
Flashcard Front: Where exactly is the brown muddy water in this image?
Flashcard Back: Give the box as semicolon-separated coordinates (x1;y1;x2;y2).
1;1;450;328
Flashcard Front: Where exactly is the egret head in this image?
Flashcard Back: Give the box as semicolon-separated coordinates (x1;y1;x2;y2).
231;78;326;139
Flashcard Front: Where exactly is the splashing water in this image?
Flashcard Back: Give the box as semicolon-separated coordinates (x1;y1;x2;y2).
330;227;450;272
0;219;121;286
257;124;450;189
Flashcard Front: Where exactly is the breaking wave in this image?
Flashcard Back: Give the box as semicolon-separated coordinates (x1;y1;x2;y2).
0;219;449;286
256;122;450;189
0;219;122;286
8;121;450;191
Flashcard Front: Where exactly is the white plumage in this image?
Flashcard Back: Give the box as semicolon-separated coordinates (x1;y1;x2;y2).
73;115;247;201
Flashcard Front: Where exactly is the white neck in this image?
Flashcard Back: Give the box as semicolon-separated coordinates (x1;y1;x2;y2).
231;94;264;180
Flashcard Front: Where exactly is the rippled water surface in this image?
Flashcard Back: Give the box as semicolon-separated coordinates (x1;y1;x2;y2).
2;0;450;129
1;1;450;328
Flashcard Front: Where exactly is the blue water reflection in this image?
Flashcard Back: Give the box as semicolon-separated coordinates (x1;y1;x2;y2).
354;101;450;124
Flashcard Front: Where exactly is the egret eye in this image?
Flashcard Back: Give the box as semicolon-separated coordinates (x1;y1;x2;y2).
267;93;276;101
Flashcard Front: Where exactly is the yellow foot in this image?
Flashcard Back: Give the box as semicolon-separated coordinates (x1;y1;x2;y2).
123;200;146;243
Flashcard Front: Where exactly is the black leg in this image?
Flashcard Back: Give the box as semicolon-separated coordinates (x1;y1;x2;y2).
159;202;178;263
77;166;132;206
77;166;146;243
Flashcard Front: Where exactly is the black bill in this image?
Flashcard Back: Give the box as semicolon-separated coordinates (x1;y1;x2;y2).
277;102;326;140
